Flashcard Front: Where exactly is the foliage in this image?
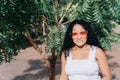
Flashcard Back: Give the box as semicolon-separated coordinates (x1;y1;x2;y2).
43;0;120;55
0;0;38;63
116;1;120;23
63;0;120;50
45;25;67;56
0;0;120;64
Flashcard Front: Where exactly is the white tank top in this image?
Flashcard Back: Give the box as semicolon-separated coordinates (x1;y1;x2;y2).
65;46;101;80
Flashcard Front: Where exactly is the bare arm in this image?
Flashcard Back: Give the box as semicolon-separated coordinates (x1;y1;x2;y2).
60;52;68;80
96;48;112;80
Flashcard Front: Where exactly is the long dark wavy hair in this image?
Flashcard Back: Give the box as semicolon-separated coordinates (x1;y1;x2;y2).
60;19;103;56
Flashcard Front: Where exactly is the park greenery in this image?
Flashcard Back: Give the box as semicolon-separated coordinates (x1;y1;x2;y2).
0;0;120;80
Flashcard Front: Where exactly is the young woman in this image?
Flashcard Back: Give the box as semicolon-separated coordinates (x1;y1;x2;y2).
60;20;112;80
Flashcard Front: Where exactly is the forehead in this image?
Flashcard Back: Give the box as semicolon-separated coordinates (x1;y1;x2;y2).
72;24;85;32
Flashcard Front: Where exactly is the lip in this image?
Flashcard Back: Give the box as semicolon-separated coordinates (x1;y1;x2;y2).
76;39;86;43
76;39;83;42
76;40;84;43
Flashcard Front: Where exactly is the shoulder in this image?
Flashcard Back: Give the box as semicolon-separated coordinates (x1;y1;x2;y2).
96;47;104;54
95;47;106;60
61;51;66;58
61;49;70;57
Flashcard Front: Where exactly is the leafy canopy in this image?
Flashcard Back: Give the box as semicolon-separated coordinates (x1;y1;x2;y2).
0;0;120;63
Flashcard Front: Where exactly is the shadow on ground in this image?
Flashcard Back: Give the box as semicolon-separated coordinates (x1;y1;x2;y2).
110;62;120;71
106;54;120;80
12;59;61;80
107;54;120;70
13;59;47;80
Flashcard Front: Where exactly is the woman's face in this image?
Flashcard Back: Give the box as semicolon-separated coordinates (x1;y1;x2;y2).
71;24;87;47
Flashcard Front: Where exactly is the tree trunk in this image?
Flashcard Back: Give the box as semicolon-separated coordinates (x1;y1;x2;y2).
22;32;57;80
47;51;57;80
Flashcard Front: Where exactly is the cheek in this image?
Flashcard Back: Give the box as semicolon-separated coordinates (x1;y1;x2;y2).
83;34;88;39
71;36;74;39
83;36;88;42
84;36;88;39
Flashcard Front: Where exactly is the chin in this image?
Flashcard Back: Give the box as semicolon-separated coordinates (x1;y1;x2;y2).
76;43;86;48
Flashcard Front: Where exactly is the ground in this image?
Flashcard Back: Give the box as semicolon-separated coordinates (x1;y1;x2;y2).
0;45;61;80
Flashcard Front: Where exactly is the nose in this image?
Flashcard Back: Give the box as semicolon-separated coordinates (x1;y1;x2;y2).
77;34;82;39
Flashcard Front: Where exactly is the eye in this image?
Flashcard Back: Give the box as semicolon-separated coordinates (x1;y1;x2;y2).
71;33;78;36
80;31;87;35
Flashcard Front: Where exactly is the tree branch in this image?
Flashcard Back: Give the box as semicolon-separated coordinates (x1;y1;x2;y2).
53;0;58;24
42;15;46;35
22;32;42;55
62;20;73;25
58;0;73;25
